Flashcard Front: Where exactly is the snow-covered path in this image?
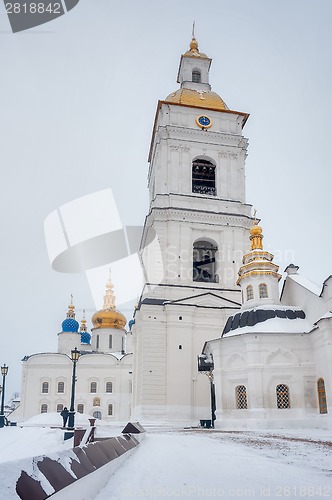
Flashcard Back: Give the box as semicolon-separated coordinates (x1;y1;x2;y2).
95;431;332;499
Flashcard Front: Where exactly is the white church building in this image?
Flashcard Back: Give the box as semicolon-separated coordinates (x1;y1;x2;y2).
12;277;133;423
201;221;332;429
12;35;331;429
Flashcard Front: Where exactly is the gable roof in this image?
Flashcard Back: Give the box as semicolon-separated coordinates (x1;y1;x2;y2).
164;292;241;309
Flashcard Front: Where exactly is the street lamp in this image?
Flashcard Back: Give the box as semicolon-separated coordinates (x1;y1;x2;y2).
0;364;9;428
197;355;216;428
67;348;80;434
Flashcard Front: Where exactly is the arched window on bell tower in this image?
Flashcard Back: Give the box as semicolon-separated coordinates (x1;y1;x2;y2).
192;69;201;83
192;158;216;196
193;239;218;283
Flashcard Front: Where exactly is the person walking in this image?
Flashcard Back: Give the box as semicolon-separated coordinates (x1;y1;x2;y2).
60;407;69;428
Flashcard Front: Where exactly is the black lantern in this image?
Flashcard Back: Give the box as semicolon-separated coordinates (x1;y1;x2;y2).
0;364;9;428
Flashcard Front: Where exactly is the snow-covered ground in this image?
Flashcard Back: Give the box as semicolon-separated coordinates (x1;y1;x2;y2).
0;412;124;464
95;428;332;500
0;419;331;500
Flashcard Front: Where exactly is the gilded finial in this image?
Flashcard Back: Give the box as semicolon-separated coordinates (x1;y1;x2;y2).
250;212;263;250
190;21;199;52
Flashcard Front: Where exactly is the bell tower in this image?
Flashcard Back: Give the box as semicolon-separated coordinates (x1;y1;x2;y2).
132;36;254;424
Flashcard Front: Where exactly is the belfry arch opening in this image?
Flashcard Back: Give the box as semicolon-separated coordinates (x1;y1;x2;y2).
192;158;216;196
192;69;201;83
193;239;218;283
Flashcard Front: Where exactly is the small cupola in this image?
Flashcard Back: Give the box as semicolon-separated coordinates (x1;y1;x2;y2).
237;215;282;309
61;295;79;333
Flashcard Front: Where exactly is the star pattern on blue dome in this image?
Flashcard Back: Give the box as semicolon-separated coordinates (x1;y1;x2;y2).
62;318;79;333
81;331;91;344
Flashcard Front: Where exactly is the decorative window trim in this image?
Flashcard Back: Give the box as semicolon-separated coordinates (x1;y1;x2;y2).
41;382;49;394
90;382;97;394
106;381;113;393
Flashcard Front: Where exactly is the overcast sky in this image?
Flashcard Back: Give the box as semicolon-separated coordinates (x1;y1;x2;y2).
1;0;331;399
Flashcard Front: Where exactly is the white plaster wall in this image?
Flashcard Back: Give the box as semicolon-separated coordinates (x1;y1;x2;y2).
17;351;133;422
209;331;329;428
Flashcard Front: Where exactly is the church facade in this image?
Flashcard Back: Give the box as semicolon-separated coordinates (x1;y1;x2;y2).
12;278;133;423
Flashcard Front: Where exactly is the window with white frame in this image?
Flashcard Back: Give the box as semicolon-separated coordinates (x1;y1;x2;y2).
57;381;64;393
42;382;49;394
41;404;48;413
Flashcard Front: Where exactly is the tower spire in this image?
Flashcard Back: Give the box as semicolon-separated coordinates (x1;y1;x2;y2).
189;22;199;53
67;294;76;319
103;268;116;310
80;309;87;332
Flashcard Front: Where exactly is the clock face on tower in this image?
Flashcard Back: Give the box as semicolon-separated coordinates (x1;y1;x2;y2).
196;115;212;129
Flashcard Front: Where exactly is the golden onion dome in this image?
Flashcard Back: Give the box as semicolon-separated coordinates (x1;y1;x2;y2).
190;37;198;51
250;224;263;236
165;88;228;111
182;35;209;59
91;308;126;331
91;270;127;331
249;216;264;251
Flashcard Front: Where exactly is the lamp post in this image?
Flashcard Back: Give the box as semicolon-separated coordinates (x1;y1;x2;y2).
0;364;9;428
197;355;216;428
67;348;80;434
206;370;216;428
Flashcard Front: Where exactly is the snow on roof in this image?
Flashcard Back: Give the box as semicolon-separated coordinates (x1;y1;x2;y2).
315;310;332;322
288;274;321;296
223;316;312;337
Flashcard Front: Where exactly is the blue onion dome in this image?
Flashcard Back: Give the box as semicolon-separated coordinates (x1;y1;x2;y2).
79;310;91;344
62;318;79;332
62;296;79;333
81;331;91;345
